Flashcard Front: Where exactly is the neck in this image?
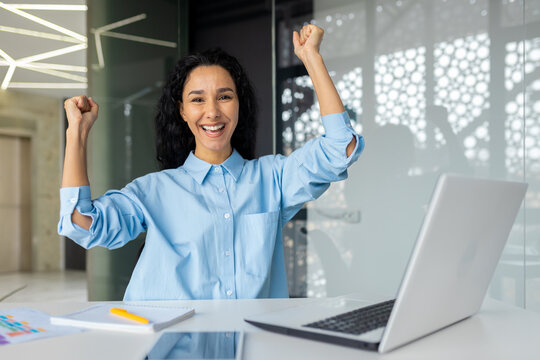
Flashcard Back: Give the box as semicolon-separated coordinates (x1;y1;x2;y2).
194;147;233;165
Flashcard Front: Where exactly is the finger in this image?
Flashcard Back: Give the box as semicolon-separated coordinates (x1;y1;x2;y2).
304;26;313;44
300;27;306;44
304;25;323;47
64;97;79;112
305;25;313;37
77;95;91;113
88;96;96;107
88;97;99;118
292;31;301;49
81;96;91;112
64;98;82;122
313;25;323;38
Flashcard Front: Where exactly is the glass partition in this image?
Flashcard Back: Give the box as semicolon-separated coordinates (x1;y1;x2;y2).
85;0;183;300
276;0;540;311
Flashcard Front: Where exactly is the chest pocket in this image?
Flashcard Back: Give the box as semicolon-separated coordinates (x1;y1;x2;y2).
236;211;280;277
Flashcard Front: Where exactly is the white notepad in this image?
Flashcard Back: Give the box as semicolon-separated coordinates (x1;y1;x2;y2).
50;303;195;333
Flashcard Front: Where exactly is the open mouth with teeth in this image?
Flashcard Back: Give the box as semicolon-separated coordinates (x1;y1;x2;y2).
200;124;226;137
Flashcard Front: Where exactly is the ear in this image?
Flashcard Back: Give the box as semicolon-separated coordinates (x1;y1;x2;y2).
178;101;186;121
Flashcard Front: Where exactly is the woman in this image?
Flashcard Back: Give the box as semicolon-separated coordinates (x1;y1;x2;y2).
58;25;364;301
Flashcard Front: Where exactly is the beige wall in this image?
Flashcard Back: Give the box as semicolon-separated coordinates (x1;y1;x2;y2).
0;90;63;271
0;135;31;272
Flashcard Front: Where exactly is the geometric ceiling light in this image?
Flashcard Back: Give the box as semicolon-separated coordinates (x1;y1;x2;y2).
0;3;177;91
4;4;87;10
0;3;85;41
91;13;176;69
0;25;82;43
0;2;87;90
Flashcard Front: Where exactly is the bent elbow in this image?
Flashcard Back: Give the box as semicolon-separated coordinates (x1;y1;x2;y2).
346;136;357;157
71;209;93;230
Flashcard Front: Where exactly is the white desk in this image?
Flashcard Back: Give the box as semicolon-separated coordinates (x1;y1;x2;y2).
0;297;539;359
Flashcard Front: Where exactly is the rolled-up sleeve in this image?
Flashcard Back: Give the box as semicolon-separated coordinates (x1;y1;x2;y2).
279;111;364;222
57;184;147;250
319;111;363;168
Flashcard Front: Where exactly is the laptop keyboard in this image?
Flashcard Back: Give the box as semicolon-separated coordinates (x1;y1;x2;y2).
303;299;396;336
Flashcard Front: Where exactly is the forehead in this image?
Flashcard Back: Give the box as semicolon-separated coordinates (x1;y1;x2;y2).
184;65;235;91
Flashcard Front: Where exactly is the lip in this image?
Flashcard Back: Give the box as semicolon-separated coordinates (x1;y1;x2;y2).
200;122;225;128
199;123;226;138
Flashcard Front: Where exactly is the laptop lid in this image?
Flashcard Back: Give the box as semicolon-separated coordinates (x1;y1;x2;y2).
379;174;527;352
244;174;526;353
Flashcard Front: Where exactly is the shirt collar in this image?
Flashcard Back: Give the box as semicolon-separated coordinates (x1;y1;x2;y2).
182;149;245;184
221;149;245;182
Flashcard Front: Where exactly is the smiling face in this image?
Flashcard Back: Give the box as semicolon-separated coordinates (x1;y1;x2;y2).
179;65;239;164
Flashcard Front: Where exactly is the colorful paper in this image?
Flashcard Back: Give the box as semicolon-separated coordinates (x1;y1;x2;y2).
0;308;83;346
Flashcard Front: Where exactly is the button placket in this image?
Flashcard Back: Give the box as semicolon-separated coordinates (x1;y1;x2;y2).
211;167;235;299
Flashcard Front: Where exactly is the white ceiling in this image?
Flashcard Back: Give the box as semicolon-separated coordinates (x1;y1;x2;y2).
0;0;87;98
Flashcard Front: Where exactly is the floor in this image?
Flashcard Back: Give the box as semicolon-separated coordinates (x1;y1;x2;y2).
0;271;87;302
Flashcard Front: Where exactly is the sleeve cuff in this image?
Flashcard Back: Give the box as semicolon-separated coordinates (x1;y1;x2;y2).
321;111;354;140
346;134;364;164
59;186;92;216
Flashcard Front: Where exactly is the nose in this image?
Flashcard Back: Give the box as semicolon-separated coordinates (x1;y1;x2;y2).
205;99;220;119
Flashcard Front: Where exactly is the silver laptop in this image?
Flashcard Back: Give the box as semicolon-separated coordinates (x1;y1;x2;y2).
245;174;527;353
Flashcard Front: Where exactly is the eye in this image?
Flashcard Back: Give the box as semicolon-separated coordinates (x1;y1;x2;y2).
219;94;232;101
191;97;204;103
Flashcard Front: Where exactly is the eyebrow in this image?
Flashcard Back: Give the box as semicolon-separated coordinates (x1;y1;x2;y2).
187;87;234;96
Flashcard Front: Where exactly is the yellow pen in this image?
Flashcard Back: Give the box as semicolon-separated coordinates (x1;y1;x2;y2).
110;308;149;324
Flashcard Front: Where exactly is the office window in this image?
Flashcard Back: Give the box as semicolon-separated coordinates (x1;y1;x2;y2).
276;0;540;311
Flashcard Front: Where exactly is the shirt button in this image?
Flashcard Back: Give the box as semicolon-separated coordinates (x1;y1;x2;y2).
226;290;233;296
224;213;230;219
214;167;221;173
218;187;224;193
225;251;231;256
70;198;77;204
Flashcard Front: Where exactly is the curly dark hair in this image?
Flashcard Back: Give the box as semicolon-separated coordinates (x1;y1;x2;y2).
155;48;258;170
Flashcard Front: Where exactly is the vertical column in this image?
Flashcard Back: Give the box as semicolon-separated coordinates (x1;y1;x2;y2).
488;0;507;179
362;0;376;134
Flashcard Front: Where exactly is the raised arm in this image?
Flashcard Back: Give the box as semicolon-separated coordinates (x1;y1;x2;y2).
292;24;356;157
62;95;98;230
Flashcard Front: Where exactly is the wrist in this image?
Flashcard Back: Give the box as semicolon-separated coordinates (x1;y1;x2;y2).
66;127;89;148
301;51;323;66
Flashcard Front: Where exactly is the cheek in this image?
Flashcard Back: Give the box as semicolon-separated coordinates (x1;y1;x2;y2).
229;102;240;125
228;120;239;138
182;105;195;118
184;118;199;135
227;106;239;130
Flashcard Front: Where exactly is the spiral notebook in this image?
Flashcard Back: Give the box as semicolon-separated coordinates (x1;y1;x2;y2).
50;303;195;333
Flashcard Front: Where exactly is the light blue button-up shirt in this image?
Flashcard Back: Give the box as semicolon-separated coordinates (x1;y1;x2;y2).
58;112;364;301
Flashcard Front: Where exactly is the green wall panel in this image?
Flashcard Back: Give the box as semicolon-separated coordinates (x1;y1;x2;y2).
86;0;187;300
